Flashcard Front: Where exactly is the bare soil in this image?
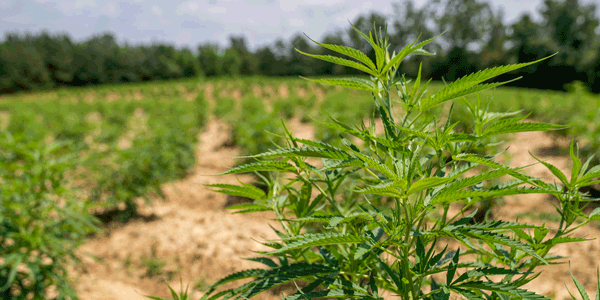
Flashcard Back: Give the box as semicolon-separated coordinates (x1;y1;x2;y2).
72;120;600;300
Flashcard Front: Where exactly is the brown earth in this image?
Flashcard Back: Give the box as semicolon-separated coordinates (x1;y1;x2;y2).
72;118;600;300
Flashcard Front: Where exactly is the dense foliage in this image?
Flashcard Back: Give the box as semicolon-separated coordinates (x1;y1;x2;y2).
0;133;98;299
0;80;208;298
184;24;600;300
2;0;600;94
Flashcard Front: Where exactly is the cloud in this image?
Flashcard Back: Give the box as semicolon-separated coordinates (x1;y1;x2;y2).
0;0;13;8
176;31;192;44
59;0;96;11
279;0;345;13
334;1;373;23
2;15;34;24
207;6;226;14
176;1;200;15
151;5;162;16
289;18;304;27
100;2;119;17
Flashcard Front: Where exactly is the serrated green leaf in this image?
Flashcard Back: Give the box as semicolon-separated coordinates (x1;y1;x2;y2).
381;34;441;75
424;79;522;112
530;153;570;187
304;34;377;70
438;168;516;195
394;124;430;140
205;183;266;200
219;161;296;175
356;180;404;197
460;230;548;266
285;289;368;300
589;207;600;220
351;150;398;180
483;122;567;138
452;153;537;184
201;268;268;299
302;77;375;92
238;263;335;300
226;203;271;214
542;236;591;246
431;187;548;205
245;146;352;160
245;257;279;268
448;133;478;142
570;141;582;186
445;220;538;231
280;215;342;223
292;138;345;152
296;49;378;77
452;267;526;285
408;177;454;195
578;165;600;185
420;55;554;111
451;288;485;300
455;281;549;299
269;233;369;254
321;159;364;170
446;249;460;285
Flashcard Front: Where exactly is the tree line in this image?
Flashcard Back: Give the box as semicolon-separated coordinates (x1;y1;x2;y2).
1;0;599;94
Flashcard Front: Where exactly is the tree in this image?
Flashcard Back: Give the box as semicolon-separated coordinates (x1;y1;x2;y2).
256;46;277;76
391;0;438;78
540;0;599;87
221;48;242;76
198;43;221;77
428;0;494;80
0;41;51;93
316;30;348;75
177;47;202;78
288;33;315;76
34;31;75;85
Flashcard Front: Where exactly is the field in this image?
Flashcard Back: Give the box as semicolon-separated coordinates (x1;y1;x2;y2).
1;76;600;300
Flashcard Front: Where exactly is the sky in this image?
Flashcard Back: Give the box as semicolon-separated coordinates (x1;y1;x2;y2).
1;0;599;51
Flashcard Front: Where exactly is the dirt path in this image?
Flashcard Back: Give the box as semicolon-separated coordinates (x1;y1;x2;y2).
72;120;279;299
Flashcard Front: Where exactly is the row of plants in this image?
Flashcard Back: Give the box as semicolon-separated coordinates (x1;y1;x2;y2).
151;25;600;299
0;85;208;298
0;131;98;299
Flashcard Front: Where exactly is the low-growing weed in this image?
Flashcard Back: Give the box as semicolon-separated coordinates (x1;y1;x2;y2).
230;95;283;158
141;242;166;278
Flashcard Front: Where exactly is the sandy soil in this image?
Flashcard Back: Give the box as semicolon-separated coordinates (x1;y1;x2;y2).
71;118;600;300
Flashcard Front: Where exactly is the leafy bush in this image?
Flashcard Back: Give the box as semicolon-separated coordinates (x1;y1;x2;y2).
0;132;98;300
230;95;283;157
176;25;600;300
213;96;236;119
272;97;298;120
91;117;199;221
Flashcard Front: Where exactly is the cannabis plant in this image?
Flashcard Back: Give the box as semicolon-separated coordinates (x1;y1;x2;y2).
0;131;98;299
163;25;600;300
